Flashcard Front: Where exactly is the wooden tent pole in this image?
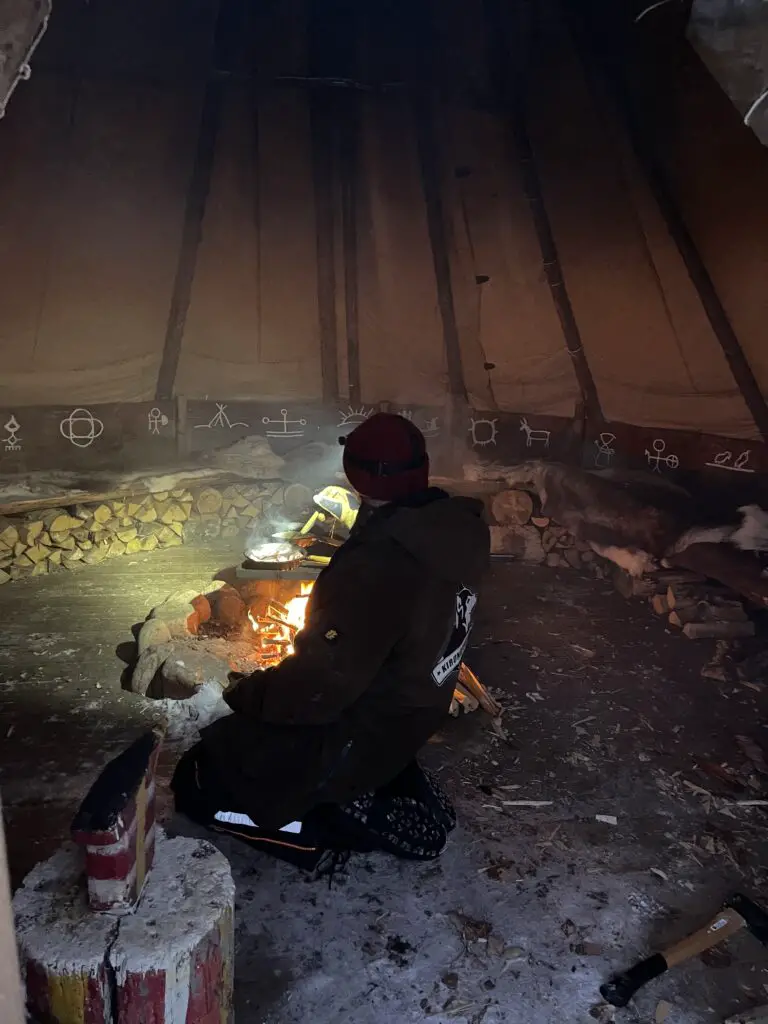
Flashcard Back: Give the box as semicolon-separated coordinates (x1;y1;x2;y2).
558;0;768;443
482;0;604;422
309;95;341;405
154;0;230;402
340;92;362;407
412;91;468;408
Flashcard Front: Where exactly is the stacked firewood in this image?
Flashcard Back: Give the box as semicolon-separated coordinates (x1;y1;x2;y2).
0;481;288;584
612;567;756;640
0;490;195;582
489;488;601;573
538;520;596;570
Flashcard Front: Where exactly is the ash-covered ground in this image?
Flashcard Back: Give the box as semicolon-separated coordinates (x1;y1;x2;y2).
2;543;768;1023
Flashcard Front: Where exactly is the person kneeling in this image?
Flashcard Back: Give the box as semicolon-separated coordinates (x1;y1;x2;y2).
172;413;490;872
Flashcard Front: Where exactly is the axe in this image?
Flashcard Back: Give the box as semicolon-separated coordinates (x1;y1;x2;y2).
601;893;768;1008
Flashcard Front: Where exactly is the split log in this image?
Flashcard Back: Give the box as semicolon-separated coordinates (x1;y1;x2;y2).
49;532;76;550
0;569;9;584
613;567;656;599
683;621;755;640
666;542;768;608
159;503;187;524
25;544;50;565
0;518;19;548
654;568;705;587
451;685;480;714
18;519;44;545
531;516;550;529
491;489;534;527
542;530;559;553
91;504;113;525
43;512;84;533
71;505;95;522
222;487;249;510
651;593;670;615
458;663;502;717
82;548;108;565
134;505;158;524
156;526;181;547
669;602;748;628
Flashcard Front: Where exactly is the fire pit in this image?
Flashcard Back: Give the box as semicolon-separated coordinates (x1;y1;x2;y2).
127;480;500;726
127;572;319;703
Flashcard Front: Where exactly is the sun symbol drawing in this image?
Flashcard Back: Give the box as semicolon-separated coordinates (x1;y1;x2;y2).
337;406;373;432
468;416;498;447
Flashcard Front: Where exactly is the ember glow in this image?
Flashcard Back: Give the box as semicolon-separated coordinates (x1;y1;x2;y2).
247;582;314;665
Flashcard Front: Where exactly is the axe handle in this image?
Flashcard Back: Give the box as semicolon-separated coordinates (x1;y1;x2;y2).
662;907;746;967
601;907;747;1007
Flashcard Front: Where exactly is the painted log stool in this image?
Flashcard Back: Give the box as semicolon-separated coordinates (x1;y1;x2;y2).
13;729;235;1023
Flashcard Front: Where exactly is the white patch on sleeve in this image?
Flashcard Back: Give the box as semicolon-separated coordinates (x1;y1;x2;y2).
432;586;477;686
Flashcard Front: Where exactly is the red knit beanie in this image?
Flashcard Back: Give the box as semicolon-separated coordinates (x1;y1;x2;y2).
342;413;429;501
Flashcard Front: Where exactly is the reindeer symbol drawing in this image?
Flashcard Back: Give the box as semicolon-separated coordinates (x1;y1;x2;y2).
520;417;551;448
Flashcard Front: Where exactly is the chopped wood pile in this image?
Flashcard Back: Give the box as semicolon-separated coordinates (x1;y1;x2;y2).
612;567;756;640
490;487;760;639
489;488;603;574
0;481;286;584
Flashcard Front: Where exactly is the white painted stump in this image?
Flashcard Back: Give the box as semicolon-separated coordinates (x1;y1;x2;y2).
14;830;235;1024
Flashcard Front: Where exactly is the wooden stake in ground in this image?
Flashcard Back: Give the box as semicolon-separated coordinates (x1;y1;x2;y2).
458;663;502;717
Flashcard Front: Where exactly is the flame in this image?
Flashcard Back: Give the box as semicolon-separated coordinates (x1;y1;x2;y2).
285;582;313;632
248;582;314;664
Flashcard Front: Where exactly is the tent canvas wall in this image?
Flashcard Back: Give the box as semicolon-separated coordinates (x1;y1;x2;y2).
1;0;768;477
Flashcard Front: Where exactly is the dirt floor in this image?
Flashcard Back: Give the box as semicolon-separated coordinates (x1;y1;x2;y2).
2;544;768;1023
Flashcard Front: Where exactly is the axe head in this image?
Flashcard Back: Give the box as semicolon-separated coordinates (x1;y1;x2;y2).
728;894;768;946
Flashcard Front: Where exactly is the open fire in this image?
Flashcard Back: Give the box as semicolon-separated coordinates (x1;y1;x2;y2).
246;581;314;666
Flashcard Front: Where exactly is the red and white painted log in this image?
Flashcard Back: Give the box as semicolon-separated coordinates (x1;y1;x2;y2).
71;729;162;914
14;831;235;1023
